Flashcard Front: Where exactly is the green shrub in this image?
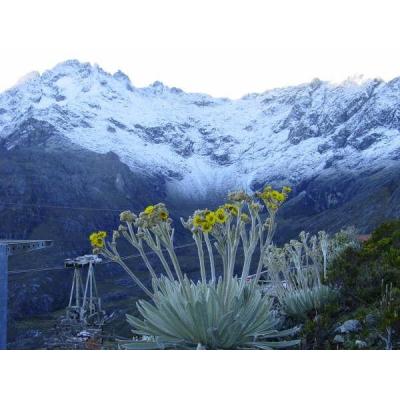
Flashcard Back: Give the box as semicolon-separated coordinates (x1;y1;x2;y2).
301;302;341;350
328;220;400;307
324;220;400;349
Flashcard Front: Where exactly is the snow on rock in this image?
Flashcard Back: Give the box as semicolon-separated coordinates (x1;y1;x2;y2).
0;60;399;202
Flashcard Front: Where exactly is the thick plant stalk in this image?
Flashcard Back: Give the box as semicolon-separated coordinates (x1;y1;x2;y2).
223;216;241;300
225;217;232;278
153;247;175;281
204;233;216;283
154;225;185;284
115;258;153;298
102;246;153;298
222;217;235;302
252;213;276;287
228;216;242;276
193;233;207;283
224;216;246;302
142;231;175;280
165;243;184;283
137;246;158;281
240;212;258;284
122;226;158;281
319;232;329;280
214;235;228;280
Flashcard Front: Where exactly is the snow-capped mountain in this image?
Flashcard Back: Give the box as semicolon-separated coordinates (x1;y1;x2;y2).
2;60;400;205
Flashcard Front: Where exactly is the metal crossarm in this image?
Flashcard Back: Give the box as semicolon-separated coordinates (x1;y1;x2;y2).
1;240;53;256
0;239;53;350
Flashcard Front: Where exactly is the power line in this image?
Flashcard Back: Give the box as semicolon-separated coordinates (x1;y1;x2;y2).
8;242;197;275
0;201;190;215
9;265;65;275
0;202;126;212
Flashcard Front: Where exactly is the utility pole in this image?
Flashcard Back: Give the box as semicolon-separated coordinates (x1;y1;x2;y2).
0;240;53;350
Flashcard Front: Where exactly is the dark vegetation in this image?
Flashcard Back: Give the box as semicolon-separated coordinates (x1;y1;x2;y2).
298;220;400;349
7;220;400;350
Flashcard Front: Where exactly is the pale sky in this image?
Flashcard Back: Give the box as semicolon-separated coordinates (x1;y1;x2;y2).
1;0;400;98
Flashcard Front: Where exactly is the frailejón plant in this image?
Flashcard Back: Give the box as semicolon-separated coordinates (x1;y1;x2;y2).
91;186;300;349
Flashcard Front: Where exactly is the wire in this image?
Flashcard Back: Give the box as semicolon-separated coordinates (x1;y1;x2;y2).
0;202;126;212
8;242;197;275
9;265;65;275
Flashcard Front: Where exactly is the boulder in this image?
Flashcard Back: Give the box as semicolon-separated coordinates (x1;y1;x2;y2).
333;334;345;344
335;319;362;334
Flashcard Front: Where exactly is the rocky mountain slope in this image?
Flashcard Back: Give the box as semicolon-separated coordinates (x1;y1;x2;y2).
2;60;400;206
1;60;400;344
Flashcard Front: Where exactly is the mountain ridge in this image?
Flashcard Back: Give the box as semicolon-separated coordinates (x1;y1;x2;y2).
1;59;399;206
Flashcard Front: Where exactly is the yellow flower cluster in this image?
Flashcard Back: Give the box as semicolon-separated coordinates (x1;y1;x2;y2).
215;208;227;223
89;231;107;248
138;203;169;228
192;208;227;233
256;186;291;211
193;210;216;233
191;203;245;233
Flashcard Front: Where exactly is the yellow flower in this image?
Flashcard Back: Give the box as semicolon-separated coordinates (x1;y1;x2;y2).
144;205;155;215
89;233;97;242
256;185;290;212
89;231;107;248
159;210;169;220
201;221;213;233
193;214;203;227
271;191;285;202
205;211;216;224
215;208;227;223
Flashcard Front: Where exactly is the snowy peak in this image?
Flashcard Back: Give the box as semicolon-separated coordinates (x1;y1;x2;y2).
15;71;41;86
1;60;400;202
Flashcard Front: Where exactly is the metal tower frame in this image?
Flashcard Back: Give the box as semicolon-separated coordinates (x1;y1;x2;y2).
0;240;53;350
66;264;85;322
81;258;103;325
63;255;105;329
